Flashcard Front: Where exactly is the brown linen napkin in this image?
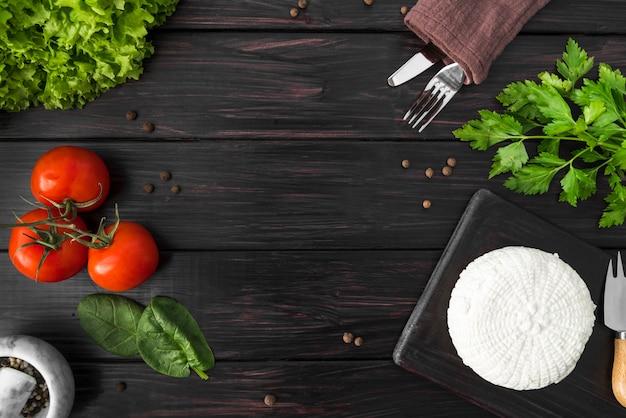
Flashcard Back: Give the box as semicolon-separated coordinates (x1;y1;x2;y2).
404;0;550;84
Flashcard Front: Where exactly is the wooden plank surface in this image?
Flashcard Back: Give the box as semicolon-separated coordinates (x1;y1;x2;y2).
71;360;489;417
0;249;436;361
0;141;621;252
0;0;624;416
163;0;626;33
2;35;626;140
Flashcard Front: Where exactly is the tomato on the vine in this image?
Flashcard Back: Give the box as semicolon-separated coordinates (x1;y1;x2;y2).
8;208;89;282
30;146;110;211
88;222;159;292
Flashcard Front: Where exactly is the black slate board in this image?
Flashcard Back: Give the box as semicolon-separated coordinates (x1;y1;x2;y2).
393;189;624;417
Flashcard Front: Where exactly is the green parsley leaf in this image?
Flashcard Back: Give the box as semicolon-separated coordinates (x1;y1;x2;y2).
503;164;561;195
556;38;594;85
601;189;626;227
532;152;568;168
583;101;607;125
453;110;524;150
559;166;598;206
489;141;529;178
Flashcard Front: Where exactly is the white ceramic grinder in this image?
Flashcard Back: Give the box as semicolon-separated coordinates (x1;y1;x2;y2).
0;335;75;418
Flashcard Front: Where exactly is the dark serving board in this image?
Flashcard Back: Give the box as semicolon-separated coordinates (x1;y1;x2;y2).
393;189;624;417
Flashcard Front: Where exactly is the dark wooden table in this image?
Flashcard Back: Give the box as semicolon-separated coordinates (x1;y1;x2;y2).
1;1;626;416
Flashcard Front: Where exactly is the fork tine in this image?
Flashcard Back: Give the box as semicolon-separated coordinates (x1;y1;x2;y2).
404;74;442;122
618;251;625;278
403;89;432;122
416;93;449;132
412;90;446;130
407;91;440;126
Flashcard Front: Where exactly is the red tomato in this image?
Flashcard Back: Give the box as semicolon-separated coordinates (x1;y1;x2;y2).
30;146;110;211
8;208;89;282
88;222;159;292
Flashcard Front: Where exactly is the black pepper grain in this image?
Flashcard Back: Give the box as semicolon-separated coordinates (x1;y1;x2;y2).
159;170;172;181
126;110;138;120
289;7;299;17
354;336;363;346
298;0;308;8
170;185;181;194
425;167;434;178
342;332;354;344
446;157;457;167
401;159;410;169
142;122;155;133
422;199;432;209
115;382;127;392
442;166;452;176
142;183;155;194
400;5;408;14
264;394;277;406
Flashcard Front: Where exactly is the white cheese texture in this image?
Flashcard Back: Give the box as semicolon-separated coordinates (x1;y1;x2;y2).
447;246;596;390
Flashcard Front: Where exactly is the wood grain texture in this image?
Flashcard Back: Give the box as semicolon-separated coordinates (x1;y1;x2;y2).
2;35;626;140
0;249;438;361
70;360;491;417
613;338;626;408
0;141;622;252
0;1;623;416
163;0;626;34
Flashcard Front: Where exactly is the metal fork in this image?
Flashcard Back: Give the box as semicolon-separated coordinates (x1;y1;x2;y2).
403;63;466;132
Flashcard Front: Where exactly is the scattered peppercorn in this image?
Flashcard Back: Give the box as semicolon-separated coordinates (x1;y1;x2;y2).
290;7;299;17
264;394;277;406
159;170;172;181
170;185;181;194
401;159;410;169
115;382;127;393
400;6;408;15
142;122;155;133
142;183;155;194
425;167;434;178
364;0;373;5
442;166;452;176
447;157;457;167
298;0;308;9
342;332;354;344
126;110;138;120
422;199;432;209
354;336;363;347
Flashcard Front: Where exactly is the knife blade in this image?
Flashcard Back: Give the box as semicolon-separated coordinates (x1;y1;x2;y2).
604;251;626;408
387;43;446;87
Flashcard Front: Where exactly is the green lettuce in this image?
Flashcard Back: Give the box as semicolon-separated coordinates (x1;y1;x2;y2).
0;0;179;111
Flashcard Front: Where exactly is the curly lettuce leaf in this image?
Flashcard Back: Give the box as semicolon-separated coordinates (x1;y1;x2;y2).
0;0;179;111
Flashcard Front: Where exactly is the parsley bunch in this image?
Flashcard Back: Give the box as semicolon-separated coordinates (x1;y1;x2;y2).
454;39;626;227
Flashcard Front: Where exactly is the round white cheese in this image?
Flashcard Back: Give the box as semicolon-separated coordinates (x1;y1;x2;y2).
447;246;596;390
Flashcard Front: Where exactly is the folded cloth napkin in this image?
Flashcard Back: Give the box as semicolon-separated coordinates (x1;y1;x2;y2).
404;0;550;84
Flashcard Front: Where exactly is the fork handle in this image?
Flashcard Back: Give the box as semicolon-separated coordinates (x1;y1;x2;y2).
612;333;626;407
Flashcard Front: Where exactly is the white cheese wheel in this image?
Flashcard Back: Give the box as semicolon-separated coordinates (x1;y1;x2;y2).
447;246;595;390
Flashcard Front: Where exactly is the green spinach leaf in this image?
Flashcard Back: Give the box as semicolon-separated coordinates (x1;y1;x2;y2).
136;296;214;380
77;294;144;357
